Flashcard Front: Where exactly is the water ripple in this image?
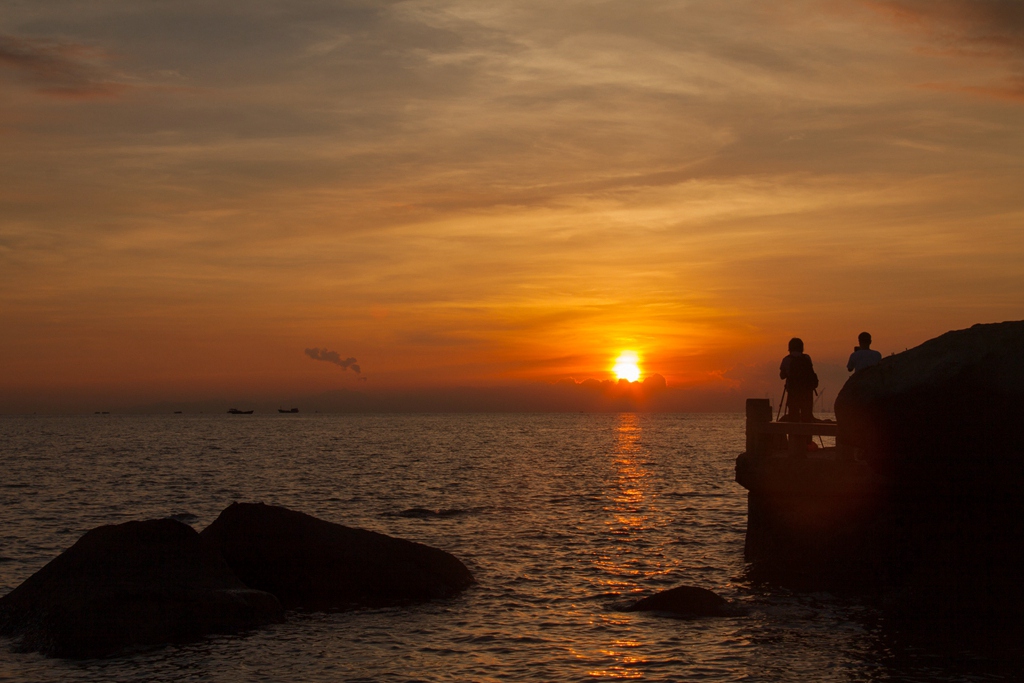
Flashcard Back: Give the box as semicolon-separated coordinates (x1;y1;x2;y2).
0;413;1013;681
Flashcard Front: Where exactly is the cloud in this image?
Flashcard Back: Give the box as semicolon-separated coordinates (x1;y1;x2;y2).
404;330;480;347
1;1;1022;408
0;34;130;99
866;0;1024;45
864;0;1024;101
304;347;361;373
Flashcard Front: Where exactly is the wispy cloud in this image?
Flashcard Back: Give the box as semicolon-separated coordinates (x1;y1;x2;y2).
866;0;1024;47
304;348;361;373
0;1;1021;405
864;0;1024;101
0;34;130;99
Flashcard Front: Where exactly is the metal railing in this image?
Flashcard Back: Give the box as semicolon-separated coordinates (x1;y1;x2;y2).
745;398;838;457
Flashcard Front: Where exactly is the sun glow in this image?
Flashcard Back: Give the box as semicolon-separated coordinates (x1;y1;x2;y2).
612;351;641;382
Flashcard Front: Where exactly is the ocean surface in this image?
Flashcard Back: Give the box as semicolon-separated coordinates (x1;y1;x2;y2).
0;413;1016;681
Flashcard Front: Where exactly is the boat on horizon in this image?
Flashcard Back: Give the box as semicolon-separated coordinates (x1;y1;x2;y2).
278;408;299;413
227;408;254;415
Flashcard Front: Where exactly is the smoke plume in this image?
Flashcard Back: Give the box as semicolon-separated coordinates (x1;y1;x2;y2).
304;348;361;373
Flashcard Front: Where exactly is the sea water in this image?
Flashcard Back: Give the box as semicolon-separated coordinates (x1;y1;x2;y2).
0;413;1014;681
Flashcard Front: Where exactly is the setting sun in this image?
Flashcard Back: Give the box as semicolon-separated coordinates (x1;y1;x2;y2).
612;351;641;382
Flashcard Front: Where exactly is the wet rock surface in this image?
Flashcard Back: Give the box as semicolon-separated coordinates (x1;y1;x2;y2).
200;502;475;611
0;518;283;659
625;585;739;617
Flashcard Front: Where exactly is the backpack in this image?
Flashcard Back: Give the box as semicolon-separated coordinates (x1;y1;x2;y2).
787;354;818;392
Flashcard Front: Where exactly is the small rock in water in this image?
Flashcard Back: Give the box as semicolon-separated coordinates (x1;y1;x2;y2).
200;502;475;611
0;518;283;659
625;585;740;617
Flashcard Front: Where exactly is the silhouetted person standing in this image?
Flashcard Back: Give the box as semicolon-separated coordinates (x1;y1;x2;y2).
847;331;882;373
780;337;818;423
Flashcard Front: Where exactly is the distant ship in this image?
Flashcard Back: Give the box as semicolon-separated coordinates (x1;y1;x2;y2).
278;408;299;413
227;408;254;414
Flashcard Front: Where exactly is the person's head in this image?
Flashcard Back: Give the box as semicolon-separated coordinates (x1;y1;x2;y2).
788;337;804;354
858;331;872;348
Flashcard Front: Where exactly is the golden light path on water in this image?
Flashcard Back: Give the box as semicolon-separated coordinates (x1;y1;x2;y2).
584;414;659;679
1;413;1001;681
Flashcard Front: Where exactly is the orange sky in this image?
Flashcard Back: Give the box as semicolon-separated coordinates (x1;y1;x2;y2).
1;1;1022;412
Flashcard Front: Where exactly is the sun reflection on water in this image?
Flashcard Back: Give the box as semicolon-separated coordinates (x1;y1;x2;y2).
585;413;663;678
593;414;655;584
608;413;650;527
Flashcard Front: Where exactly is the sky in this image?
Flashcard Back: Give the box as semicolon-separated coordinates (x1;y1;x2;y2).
1;0;1022;412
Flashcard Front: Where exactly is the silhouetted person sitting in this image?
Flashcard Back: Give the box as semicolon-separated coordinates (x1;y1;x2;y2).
847;331;882;373
780;337;818;423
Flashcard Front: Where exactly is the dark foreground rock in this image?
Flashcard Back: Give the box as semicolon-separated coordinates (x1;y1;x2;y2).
200;503;475;610
625;585;740;617
836;320;1024;478
0;519;283;659
821;321;1024;617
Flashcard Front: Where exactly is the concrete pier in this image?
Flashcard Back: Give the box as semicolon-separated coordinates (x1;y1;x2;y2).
737;323;1024;620
736;398;893;586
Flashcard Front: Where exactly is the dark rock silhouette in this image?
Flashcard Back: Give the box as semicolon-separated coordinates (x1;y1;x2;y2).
0;519;283;659
836;321;1024;474
625;585;739;617
833;321;1024;617
739;320;1024;621
200;502;475;611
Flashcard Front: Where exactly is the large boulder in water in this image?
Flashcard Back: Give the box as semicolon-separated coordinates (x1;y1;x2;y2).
0;518;283;659
199;503;475;611
624;585;740;617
